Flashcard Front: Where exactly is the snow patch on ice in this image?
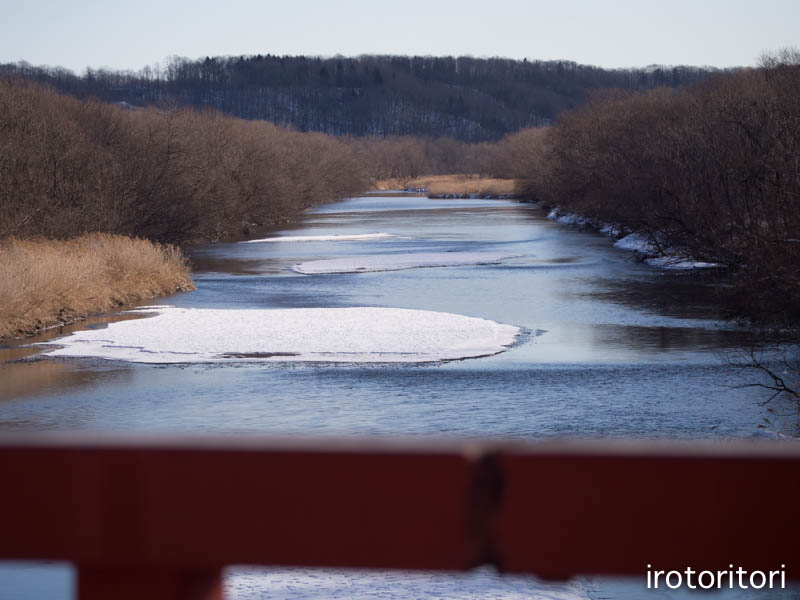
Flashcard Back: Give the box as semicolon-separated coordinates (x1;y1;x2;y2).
40;306;521;364
292;252;521;275
243;233;399;243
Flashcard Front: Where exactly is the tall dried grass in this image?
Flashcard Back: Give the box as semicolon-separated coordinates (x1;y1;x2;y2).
374;174;517;196
0;233;194;340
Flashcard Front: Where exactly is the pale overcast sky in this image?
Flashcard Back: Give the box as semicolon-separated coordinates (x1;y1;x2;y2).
2;0;798;73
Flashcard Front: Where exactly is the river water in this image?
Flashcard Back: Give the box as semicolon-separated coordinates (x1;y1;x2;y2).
1;195;797;599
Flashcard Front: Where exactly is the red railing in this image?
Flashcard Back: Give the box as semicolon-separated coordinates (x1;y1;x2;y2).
1;434;799;599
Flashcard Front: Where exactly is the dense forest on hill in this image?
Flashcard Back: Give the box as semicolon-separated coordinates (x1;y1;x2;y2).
1;55;722;141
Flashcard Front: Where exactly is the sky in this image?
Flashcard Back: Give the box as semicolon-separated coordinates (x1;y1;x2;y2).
2;0;798;74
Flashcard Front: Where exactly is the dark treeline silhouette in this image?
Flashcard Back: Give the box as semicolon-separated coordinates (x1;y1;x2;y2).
1;55;722;141
0;78;368;244
504;51;800;379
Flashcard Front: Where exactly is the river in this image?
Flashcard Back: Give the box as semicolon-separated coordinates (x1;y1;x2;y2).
1;194;797;599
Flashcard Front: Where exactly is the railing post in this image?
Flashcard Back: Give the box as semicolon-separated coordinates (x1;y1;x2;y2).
78;566;223;600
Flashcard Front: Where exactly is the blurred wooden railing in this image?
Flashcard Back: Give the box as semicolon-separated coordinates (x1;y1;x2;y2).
0;434;799;599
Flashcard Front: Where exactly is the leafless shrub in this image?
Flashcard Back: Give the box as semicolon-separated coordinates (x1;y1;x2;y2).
0;78;369;244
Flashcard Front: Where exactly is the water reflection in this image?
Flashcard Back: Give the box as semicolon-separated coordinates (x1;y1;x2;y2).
0;313;145;413
582;274;732;321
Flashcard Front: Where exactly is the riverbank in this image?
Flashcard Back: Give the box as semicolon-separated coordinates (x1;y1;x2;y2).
0;234;194;341
374;174;518;198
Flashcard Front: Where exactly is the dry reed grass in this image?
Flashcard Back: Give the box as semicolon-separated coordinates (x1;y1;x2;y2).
374;174;517;196
0;233;194;340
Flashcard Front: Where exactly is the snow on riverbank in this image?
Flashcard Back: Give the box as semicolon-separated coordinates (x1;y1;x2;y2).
40;306;521;364
644;256;724;270
292;252;521;275
547;210;721;270
613;232;659;254
547;209;621;237
547;209;589;228
243;233;399;243
614;234;723;269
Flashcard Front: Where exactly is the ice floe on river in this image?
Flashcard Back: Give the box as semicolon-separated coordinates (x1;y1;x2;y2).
40;306;521;364
242;233;399;243
291;252;521;274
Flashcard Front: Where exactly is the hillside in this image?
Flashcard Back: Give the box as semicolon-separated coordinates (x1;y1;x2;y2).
2;55;723;141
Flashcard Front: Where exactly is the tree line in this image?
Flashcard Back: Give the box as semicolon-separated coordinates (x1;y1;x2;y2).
1;54;722;142
0;78;369;244
0;77;508;244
